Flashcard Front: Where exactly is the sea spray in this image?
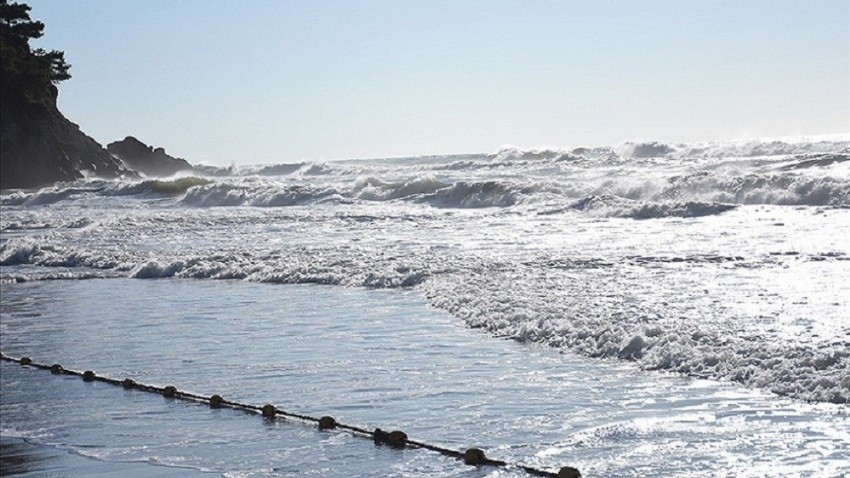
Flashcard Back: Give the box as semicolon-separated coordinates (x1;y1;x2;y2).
1;138;848;404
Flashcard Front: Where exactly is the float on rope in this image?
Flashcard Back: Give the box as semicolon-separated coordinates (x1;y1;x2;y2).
0;353;582;478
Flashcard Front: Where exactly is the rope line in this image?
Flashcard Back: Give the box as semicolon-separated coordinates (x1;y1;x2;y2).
0;353;582;478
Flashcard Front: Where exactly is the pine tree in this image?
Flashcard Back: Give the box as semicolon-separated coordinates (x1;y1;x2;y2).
0;0;71;108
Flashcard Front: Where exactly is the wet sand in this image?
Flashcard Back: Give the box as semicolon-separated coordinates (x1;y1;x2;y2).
1;436;216;478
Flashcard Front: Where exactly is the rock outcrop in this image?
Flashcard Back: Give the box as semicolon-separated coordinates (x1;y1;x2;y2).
0;0;134;190
0;88;134;190
106;136;192;177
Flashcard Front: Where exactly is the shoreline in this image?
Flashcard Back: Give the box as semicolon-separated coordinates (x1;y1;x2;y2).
0;436;217;478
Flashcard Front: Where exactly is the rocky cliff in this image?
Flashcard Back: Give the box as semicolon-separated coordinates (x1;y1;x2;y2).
107;136;192;177
0;0;135;190
0;91;134;189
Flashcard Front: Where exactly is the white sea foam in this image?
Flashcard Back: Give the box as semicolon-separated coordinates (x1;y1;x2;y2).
1;138;848;404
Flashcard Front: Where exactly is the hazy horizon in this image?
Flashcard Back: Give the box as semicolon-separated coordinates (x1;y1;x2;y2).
27;0;850;166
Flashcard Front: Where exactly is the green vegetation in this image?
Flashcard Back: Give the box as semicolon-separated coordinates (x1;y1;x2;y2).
0;0;71;108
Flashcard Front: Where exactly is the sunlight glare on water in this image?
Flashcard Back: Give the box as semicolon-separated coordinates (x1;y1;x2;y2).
1;279;848;477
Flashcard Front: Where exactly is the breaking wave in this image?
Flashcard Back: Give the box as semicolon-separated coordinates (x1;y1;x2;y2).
427;272;850;404
6;173;843;216
3;138;848;214
2;235;847;404
2;136;849;405
567;195;737;219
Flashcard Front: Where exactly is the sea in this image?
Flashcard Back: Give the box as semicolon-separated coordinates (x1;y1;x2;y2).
1;138;849;477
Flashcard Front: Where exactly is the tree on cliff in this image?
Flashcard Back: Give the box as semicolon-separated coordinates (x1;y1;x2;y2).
1;0;132;190
0;0;72;108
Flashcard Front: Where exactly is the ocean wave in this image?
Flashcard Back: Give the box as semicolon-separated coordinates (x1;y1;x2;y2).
1;222;52;231
3;234;847;404
424;271;849;404
0;270;113;283
109;177;213;197
0;185;105;206
778;153;850;171
0;239;132;270
353;175;447;201
490;138;850;163
617;139;850;160
619;141;677;158
215;161;360;178
253;163;306;176
179;182;346;207
177;177;529;209
0;217;93;232
126;253;432;288
569;195;737;219
419;180;527;208
3;172;846;213
4;137;848;212
667;172;850;206
299;163;340;176
3;136;849;409
671;138;850;159
0;178;212;206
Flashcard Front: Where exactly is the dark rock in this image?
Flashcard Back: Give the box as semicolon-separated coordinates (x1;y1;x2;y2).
0;2;137;190
1;96;134;190
107;136;193;177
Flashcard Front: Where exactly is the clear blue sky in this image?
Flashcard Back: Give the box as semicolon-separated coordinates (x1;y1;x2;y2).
27;0;850;165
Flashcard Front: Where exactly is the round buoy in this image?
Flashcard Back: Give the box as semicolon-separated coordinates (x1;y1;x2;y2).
373;428;389;445
558;466;582;478
464;448;487;466
318;416;337;430
1;354;574;478
387;430;408;448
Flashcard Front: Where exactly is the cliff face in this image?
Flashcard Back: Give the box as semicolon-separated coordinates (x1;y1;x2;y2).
1;1;134;190
107;136;192;177
0;91;133;190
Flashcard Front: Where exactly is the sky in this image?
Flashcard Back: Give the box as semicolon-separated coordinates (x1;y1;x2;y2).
26;0;850;166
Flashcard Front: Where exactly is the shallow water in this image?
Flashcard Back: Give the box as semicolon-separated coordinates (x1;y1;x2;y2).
2;279;848;477
2;139;850;476
0;436;211;478
3;144;850;404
